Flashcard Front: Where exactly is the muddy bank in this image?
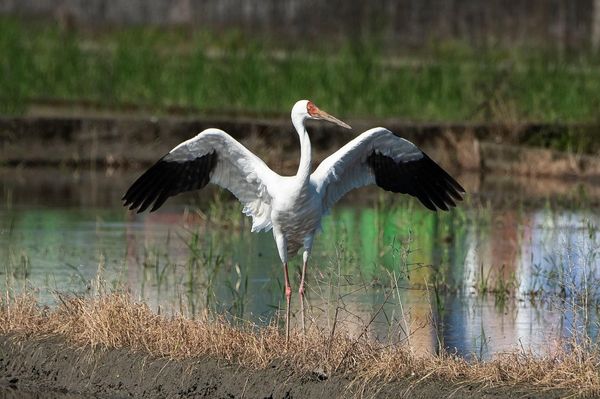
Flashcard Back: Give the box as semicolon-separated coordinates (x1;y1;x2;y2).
0;335;567;399
1;115;600;180
2;166;600;212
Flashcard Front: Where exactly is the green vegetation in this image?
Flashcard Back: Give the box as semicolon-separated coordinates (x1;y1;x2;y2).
2;17;600;123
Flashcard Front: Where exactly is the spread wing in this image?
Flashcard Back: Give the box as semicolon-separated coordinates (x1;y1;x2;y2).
311;127;465;213
122;128;280;232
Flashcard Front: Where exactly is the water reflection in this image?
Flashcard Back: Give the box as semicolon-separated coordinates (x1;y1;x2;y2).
1;168;599;359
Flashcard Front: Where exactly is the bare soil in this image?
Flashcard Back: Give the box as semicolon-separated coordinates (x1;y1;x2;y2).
0;335;571;399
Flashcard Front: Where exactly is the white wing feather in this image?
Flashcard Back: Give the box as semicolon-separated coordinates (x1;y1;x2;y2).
130;128;280;232
311;127;424;213
171;128;280;231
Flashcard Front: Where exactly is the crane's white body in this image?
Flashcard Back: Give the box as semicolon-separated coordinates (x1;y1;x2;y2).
164;101;429;264
123;99;464;339
167;122;323;262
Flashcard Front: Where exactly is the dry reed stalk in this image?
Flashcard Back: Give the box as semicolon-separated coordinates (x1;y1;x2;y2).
1;292;599;395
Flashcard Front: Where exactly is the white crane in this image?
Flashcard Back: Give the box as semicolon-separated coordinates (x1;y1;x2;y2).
123;100;465;340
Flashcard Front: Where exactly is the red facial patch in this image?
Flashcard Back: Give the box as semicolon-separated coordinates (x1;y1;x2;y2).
307;101;319;117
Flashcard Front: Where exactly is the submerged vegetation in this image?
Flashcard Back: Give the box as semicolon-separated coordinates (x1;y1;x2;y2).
2;187;600;361
2;17;600;127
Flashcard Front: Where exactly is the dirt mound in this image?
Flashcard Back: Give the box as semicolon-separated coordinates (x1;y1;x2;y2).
0;335;566;399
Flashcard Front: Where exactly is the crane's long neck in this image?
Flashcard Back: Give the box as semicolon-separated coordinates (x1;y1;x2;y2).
292;117;311;183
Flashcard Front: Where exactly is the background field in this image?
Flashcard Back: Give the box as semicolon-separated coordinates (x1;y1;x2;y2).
3;17;600;127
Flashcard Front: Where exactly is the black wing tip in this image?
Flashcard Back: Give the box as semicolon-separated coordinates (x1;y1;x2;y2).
121;151;218;214
368;151;465;212
123;192;159;214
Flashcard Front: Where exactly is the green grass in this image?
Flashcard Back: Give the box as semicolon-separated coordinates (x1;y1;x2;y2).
3;17;600;123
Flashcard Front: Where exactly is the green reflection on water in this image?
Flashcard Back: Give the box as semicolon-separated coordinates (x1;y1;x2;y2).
3;198;600;358
319;202;471;289
0;202;478;296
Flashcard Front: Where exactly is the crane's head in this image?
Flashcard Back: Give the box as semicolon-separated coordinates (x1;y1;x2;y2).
292;100;351;129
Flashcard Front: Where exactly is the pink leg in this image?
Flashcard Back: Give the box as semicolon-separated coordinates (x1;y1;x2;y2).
299;257;308;334
283;262;292;342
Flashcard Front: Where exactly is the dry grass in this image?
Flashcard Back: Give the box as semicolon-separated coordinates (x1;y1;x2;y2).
1;291;599;396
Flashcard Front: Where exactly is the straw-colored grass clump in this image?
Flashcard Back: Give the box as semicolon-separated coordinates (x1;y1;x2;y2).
1;292;599;395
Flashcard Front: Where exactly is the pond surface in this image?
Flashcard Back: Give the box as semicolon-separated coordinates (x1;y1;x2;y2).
1;168;599;360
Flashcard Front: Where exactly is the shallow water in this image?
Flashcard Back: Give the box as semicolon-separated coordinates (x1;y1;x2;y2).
1;168;599;360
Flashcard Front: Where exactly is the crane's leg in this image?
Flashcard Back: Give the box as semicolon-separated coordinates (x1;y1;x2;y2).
274;229;291;342
283;261;292;342
299;236;314;335
299;253;308;334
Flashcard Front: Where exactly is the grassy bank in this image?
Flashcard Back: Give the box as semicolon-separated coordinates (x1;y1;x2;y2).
0;291;597;397
2;18;600;124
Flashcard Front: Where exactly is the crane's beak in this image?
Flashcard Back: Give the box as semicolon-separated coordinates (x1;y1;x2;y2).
315;109;352;130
